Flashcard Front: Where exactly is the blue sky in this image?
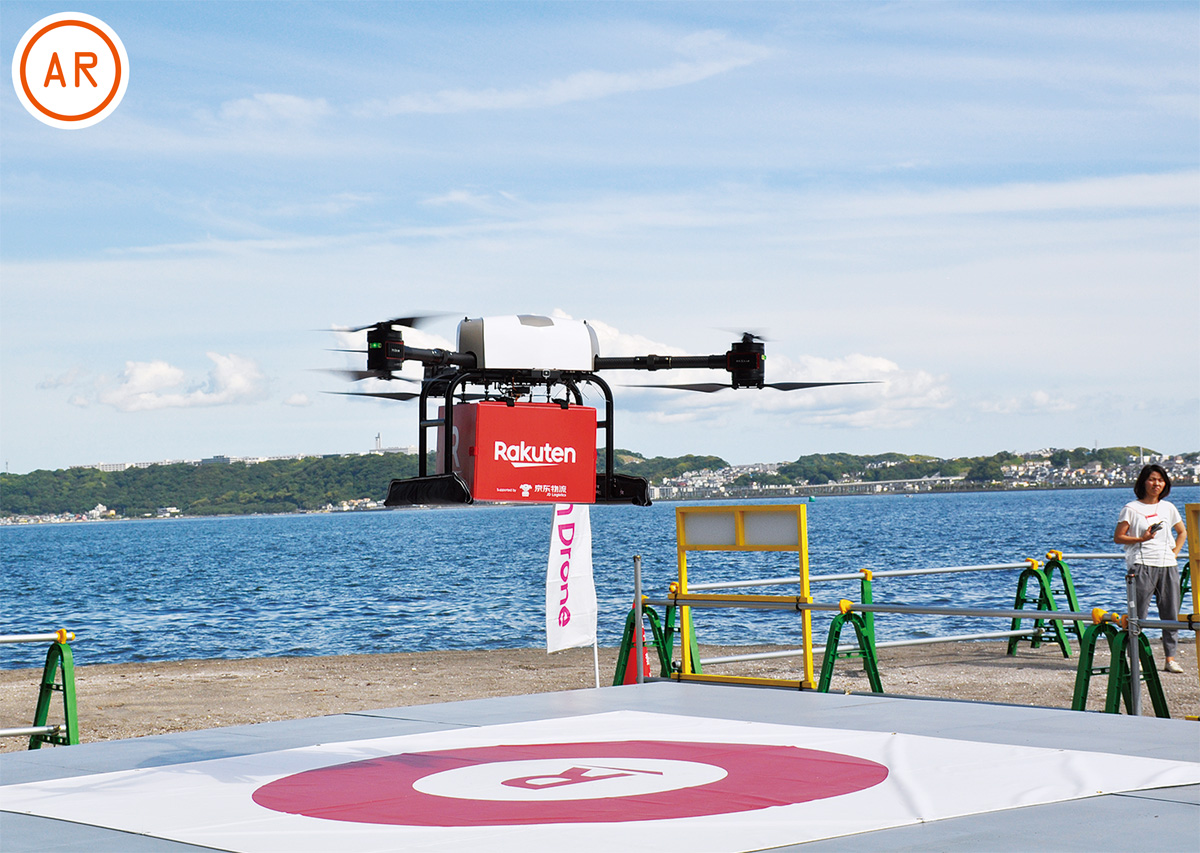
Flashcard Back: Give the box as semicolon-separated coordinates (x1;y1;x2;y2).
2;1;1197;474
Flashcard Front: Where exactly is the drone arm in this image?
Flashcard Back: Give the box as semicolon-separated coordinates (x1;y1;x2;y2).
398;345;476;369
595;335;766;389
593;354;726;371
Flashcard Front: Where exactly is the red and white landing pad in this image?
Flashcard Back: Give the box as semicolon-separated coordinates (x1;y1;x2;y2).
2;711;1197;852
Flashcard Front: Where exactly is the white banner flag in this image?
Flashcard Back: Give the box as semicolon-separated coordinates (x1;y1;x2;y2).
546;503;597;653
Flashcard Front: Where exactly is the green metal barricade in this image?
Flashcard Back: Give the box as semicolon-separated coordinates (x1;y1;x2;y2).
1008;559;1072;658
612;604;672;685
817;603;883;694
0;630;80;749
1072;614;1169;718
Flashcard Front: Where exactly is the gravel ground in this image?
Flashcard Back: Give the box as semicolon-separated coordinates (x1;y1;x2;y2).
2;641;1196;752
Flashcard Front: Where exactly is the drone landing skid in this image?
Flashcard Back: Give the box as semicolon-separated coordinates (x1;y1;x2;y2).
598;473;652;507
383;472;651;507
385;473;473;506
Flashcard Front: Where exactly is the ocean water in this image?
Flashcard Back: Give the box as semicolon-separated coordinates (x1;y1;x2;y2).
2;487;1196;668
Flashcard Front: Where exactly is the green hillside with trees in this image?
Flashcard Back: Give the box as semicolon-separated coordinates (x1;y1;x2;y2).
0;454;423;517
0;445;1170;518
611;449;730;481
0;450;728;517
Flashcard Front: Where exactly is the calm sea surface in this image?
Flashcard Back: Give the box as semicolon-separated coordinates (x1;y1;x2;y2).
3;487;1196;668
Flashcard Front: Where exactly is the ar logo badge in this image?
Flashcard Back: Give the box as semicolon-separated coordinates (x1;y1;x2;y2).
12;12;129;129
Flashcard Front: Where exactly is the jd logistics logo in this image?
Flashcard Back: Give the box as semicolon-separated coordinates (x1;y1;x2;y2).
12;12;128;129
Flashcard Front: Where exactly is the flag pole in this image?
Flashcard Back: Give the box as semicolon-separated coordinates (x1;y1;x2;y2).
634;554;644;685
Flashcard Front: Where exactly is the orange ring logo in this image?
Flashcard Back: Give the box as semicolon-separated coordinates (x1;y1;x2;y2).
11;13;128;129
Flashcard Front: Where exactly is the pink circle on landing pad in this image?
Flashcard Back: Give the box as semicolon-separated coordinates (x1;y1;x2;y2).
251;740;889;826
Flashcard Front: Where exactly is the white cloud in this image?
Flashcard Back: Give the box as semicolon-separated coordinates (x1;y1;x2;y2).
360;31;771;116
94;169;1197;267
270;193;377;218
553;312;951;431
826;171;1200;220
95;353;267;412
218;93;333;124
581;312;692;359
283;393;311;407
36;367;89;390
749;354;952;429
421;189;516;212
977;390;1078;416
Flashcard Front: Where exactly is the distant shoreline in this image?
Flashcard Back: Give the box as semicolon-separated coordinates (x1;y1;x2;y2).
4;481;1200;526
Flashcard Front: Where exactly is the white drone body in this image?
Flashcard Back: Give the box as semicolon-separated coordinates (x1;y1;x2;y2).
456;315;599;371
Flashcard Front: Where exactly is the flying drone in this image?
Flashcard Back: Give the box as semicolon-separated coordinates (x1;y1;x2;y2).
330;314;871;507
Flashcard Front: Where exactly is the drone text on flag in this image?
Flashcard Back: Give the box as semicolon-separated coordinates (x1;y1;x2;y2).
546;503;597;652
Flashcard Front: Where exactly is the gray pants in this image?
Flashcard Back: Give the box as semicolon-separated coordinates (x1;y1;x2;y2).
1132;562;1181;659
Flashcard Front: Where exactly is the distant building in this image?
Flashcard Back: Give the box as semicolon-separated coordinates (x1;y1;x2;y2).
369;434;418;455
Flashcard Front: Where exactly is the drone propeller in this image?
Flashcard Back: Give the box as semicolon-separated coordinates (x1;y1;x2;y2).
631;380;878;393
633;382;730;393
329;390;423;402
331;389;492;403
319;368;421;383
718;328;771;342
764;380;878;391
339;312;451;333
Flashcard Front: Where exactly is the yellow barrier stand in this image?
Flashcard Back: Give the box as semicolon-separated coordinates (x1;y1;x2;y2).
673;504;814;689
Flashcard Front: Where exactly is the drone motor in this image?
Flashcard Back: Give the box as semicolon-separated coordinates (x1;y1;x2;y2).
366;323;406;376
727;333;766;389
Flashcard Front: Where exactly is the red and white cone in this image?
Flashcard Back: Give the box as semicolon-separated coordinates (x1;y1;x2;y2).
622;621;652;684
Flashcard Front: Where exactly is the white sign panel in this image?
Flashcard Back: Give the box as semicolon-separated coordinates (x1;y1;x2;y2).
546;503;597;652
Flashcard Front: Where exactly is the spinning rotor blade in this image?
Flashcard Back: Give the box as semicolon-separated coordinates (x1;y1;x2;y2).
631;383;730;393
718;327;771;342
329;390;422;402
341;312;451;333
330;389;490;402
320;368;421;382
631;380;880;393
764;380;879;391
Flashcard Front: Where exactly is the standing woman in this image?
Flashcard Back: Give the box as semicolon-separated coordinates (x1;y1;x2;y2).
1114;464;1188;673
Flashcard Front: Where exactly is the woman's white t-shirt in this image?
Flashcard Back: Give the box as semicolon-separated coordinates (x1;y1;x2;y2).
1118;499;1182;569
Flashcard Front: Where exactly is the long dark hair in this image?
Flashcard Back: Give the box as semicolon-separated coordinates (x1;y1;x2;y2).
1134;464;1171;500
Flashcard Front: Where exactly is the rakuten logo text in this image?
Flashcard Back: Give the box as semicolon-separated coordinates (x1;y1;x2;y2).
494;441;578;468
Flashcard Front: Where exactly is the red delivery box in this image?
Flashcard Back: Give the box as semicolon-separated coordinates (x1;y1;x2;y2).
437;402;597;503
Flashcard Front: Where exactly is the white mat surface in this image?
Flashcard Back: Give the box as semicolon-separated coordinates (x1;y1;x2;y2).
2;711;1197;852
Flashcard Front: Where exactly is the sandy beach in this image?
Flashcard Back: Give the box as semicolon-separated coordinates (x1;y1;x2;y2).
2;640;1196;753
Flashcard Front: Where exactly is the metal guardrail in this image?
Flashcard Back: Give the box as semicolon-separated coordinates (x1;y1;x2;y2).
0;724;65;738
700;628;1045;666
654;595;1196;631
689;554;1185;592
0;631;74;645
